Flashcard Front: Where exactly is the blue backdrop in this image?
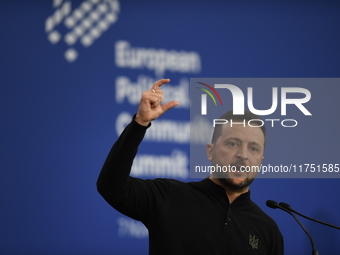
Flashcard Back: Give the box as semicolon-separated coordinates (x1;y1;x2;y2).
1;0;340;254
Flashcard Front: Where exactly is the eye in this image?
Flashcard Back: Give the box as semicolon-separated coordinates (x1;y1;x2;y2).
250;146;260;152
227;141;238;147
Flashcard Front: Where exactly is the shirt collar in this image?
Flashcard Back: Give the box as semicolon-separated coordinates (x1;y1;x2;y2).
200;178;251;201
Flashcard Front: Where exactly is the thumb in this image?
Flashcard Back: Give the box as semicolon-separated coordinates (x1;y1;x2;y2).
161;100;179;113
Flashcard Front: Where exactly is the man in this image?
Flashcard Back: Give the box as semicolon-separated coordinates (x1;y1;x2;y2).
97;79;284;254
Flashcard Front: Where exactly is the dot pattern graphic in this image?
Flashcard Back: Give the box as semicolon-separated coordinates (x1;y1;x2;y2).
45;0;120;62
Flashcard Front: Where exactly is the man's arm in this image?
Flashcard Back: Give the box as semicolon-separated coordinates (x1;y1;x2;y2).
96;79;179;219
96;118;149;207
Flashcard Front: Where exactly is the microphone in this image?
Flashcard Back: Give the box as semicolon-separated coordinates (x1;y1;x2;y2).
266;199;279;209
266;200;319;255
279;202;340;230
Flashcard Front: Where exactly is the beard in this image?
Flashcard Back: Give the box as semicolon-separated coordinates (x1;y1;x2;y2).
218;176;255;192
213;159;257;192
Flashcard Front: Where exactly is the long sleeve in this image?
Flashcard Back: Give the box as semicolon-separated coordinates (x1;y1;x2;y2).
96;117;171;222
96;117;148;208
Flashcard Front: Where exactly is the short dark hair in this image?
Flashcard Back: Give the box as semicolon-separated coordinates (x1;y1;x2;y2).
211;111;266;149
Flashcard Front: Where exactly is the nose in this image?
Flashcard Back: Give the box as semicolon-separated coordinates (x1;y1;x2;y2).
236;146;248;161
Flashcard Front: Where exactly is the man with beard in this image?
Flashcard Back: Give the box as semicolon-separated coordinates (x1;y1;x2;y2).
206;110;266;204
97;79;284;255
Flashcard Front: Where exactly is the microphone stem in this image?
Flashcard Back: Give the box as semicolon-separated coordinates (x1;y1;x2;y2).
291;209;340;230
312;248;319;255
290;212;318;253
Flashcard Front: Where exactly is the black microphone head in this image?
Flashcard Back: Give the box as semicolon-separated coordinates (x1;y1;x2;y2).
279;202;292;210
266;200;278;209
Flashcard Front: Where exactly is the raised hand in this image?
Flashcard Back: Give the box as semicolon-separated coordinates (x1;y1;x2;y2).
135;79;179;126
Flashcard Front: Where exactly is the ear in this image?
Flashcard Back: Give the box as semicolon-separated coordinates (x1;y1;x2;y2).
206;143;214;161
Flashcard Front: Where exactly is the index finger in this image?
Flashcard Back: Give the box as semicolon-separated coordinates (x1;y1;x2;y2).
150;79;170;91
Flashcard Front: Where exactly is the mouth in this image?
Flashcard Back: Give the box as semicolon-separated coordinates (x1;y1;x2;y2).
230;165;247;178
233;172;246;178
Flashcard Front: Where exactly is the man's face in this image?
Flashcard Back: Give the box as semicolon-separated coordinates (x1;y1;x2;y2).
206;121;265;192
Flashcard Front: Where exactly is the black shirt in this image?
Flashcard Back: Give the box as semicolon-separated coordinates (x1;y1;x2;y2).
97;119;284;255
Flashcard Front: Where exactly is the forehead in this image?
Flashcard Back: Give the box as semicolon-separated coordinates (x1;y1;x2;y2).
219;122;265;145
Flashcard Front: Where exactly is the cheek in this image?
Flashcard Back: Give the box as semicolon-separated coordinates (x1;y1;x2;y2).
214;150;234;163
250;156;263;166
